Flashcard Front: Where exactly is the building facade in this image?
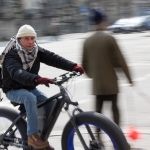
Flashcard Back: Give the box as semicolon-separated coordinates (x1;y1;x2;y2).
0;0;150;39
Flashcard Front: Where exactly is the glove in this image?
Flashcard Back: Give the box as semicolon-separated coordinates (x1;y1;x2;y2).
72;65;84;74
35;76;54;87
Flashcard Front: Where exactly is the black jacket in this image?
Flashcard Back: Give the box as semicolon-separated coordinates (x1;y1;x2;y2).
2;46;76;93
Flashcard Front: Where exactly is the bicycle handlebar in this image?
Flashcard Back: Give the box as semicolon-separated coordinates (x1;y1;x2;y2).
53;71;81;85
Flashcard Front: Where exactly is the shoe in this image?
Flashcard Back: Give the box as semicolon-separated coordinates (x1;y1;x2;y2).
28;134;51;149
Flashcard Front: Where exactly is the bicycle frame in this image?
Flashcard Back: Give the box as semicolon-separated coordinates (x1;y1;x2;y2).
37;92;64;141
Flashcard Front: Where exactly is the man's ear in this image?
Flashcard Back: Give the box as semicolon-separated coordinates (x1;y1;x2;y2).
18;38;21;42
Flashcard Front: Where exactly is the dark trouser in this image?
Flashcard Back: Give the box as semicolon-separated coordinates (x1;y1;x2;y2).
96;94;120;126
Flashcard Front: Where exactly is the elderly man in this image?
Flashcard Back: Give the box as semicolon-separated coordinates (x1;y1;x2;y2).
1;24;84;150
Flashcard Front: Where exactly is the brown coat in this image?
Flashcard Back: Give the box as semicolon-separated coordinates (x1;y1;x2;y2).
82;27;132;95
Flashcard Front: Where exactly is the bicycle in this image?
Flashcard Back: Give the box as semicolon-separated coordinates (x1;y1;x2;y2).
0;71;129;150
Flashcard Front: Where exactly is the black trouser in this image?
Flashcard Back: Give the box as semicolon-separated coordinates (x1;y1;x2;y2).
96;94;120;126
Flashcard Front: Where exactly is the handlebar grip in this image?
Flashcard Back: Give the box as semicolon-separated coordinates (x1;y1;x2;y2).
72;71;81;76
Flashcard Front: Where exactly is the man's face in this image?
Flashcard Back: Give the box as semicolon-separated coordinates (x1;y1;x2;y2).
19;36;35;50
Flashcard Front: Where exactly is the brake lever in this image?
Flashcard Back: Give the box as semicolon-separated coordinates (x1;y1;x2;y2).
72;71;81;76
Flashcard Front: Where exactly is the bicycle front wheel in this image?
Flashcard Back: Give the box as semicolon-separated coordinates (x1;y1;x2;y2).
62;112;129;150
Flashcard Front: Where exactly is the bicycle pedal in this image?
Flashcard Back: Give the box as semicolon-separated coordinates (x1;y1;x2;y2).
29;146;36;150
43;147;52;150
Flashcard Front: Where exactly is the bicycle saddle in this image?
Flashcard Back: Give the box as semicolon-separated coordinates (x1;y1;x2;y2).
10;101;25;112
11;101;20;106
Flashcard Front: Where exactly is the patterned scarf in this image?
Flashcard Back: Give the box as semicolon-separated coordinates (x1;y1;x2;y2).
0;36;38;70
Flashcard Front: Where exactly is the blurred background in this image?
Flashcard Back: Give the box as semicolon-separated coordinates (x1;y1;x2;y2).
1;0;150;40
0;1;150;149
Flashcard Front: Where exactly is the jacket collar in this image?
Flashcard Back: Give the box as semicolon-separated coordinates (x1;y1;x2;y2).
95;25;106;31
89;25;107;32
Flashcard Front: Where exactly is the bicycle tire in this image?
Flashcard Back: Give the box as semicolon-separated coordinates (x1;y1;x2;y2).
0;106;28;150
61;111;129;150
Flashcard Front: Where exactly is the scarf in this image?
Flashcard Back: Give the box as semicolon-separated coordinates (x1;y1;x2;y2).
0;36;38;70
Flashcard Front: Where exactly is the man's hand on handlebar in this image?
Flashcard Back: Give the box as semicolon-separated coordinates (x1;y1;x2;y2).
35;69;83;87
72;64;84;74
35;76;54;87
